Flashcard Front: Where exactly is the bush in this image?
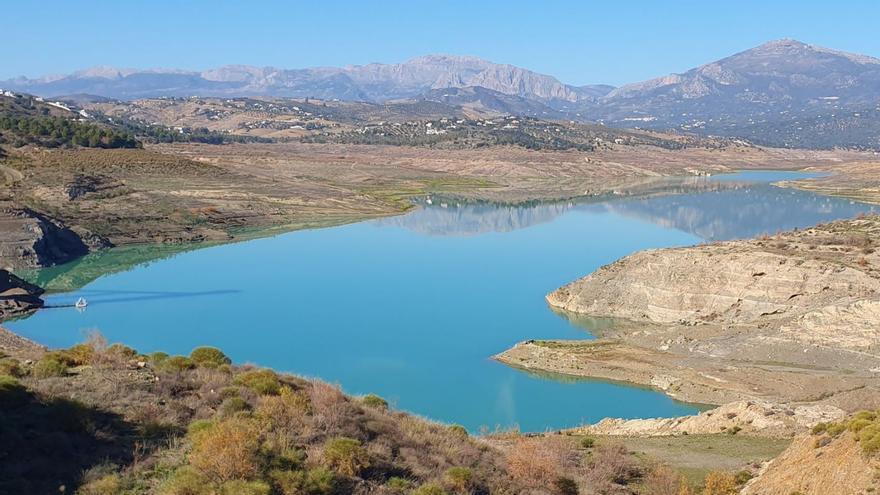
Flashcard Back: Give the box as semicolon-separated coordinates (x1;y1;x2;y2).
323;437;370;476
507;437;563;487
76;474;121;495
412;483;448;495
811;422;828;435
304;467;336;495
66;343;96;365
189;417;261;482
148;351;170;364
385;477;414;493
158;467;212;495
219;480;270;495
579;436;595;449
106;343;137;358
0;375;28;406
444;467;473;492
362;393;388;409
553;476;579;495
0;357;23;377
449;424;469;438
642;465;691;495
702;471;737;495
235;369;281;395
219;396;250;417
256;386;311;432
160;356;196;373
187;419;214;437
190;347;232;369
33;356;68;378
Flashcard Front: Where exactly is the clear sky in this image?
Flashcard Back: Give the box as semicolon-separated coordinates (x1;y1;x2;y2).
5;0;879;86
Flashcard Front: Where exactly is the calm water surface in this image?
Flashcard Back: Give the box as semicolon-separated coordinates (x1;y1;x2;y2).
9;171;876;431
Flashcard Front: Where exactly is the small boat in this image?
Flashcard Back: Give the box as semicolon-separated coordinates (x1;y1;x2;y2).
75;297;88;309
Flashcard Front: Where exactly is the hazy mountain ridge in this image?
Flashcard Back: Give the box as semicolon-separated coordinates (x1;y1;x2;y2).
2;54;598;104
593;39;880;148
4;39;880;148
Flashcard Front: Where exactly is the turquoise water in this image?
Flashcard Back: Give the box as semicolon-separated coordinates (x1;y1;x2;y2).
9;171;876;432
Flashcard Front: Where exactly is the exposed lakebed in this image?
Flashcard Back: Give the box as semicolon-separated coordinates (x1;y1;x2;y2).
8;171;877;431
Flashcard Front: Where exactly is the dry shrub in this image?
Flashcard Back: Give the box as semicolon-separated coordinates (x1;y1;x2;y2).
310;381;349;432
256;386;311;433
507;436;573;487
583;443;641;490
701;471;737;495
189;417;262;481
642;464;693;495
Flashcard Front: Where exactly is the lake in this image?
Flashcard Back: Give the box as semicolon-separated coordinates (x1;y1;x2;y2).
8;171;876;432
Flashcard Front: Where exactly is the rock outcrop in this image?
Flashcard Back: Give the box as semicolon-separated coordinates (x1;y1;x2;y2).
572;401;844;438
547;217;880;353
0;207;96;270
0;269;45;319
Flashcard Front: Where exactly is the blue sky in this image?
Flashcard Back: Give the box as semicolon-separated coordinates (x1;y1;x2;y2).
5;0;879;86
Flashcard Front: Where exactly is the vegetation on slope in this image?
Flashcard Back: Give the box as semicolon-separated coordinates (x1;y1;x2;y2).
0;95;139;149
0;333;758;495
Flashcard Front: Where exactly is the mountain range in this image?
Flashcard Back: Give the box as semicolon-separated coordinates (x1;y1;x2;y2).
3;39;879;149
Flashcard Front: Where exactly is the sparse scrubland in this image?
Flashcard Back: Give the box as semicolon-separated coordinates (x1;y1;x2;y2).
0;332;767;495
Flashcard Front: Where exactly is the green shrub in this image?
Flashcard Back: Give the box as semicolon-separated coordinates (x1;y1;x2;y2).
553;476;579;495
385;476;414;492
234;369;281;395
66;344;96;366
323;437;370;476
219;480;270;495
449;424;469;438
304;467;335;495
734;470;753;484
219;396;250;417
0;357;23;377
0;375;28;406
157;466;212;495
190;347;232;369
444;467;473;492
579;436;595;449
811;422;828;435
848;418;873;433
33;356;68;378
853;410;877;422
187;419;214;438
824;422;847;437
268;469;305;495
362;393;388;409
76;474;121;495
413;483;448;495
159;356;196;373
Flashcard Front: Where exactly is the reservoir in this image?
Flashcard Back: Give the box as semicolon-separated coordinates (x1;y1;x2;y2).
9;171;876;432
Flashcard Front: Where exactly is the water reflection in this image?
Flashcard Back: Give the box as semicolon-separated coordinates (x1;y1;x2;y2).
381;172;875;241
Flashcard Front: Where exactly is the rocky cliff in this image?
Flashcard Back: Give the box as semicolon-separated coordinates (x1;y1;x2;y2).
0;269;44;319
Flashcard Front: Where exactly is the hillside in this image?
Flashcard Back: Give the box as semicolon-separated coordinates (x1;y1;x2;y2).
742;411;880;494
594;39;880;149
0;331;771;495
7;40;879;149
0;93;139;149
